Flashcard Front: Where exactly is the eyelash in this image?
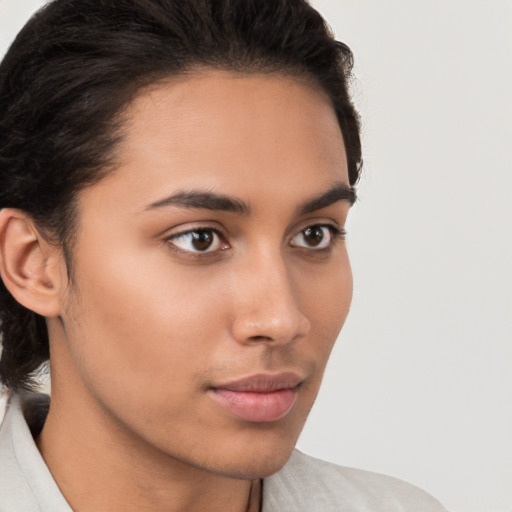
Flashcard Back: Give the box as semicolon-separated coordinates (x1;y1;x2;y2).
165;225;227;256
290;224;345;251
164;223;345;257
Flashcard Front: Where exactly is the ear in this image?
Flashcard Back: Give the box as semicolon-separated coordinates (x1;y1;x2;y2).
0;208;66;318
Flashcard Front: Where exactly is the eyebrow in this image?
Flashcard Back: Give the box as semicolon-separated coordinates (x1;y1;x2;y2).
146;183;356;215
147;190;249;214
298;183;357;214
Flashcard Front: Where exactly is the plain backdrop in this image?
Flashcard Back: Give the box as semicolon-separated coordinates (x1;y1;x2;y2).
1;1;511;511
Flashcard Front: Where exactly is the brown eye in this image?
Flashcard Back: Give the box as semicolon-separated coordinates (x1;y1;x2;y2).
168;228;225;253
190;230;214;251
290;225;336;249
303;226;325;246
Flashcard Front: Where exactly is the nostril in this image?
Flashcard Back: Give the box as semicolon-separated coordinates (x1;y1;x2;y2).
248;335;273;342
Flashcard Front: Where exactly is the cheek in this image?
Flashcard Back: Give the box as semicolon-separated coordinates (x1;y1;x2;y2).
300;251;352;328
64;245;226;404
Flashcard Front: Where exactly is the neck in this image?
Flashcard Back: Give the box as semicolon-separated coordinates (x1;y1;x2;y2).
36;386;260;512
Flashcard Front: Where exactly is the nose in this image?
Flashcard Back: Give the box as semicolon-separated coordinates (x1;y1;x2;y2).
229;250;311;346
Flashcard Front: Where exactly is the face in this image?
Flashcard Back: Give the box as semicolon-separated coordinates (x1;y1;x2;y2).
53;70;353;479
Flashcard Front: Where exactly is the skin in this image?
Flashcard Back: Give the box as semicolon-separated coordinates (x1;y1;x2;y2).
17;70;354;511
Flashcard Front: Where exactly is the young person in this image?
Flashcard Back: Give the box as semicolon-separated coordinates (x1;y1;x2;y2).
0;1;447;510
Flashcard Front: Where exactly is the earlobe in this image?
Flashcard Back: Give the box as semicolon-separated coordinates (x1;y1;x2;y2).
0;209;64;318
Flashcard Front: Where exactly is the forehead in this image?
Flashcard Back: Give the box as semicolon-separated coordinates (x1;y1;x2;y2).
86;70;348;212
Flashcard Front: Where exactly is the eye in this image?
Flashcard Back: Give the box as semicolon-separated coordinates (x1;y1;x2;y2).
167;228;228;253
290;225;341;250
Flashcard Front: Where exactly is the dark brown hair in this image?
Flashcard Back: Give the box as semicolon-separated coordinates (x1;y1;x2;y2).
0;0;362;390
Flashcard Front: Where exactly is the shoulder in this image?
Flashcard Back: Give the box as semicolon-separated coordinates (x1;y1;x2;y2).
0;392;70;512
262;450;447;512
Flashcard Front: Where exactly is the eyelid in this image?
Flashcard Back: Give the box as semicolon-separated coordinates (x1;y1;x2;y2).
163;224;230;256
290;217;345;237
289;222;346;250
163;221;225;240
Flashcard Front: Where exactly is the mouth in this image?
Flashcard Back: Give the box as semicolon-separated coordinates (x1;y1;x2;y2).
207;372;303;423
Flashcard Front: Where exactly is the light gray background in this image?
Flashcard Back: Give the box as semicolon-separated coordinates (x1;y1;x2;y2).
1;1;511;511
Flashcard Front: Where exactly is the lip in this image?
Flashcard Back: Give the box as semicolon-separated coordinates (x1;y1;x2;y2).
208;372;303;423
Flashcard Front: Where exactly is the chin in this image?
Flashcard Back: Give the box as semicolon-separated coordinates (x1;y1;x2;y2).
209;445;295;480
197;428;300;480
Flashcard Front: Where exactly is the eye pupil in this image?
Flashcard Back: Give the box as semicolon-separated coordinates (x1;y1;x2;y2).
304;226;324;246
191;230;214;251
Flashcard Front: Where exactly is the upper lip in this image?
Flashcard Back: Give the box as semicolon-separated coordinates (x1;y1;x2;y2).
211;372;304;393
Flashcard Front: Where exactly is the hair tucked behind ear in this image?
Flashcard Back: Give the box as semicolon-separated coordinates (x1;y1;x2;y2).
0;0;362;390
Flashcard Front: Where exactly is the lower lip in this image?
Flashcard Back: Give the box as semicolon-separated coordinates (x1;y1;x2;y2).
208;388;298;422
